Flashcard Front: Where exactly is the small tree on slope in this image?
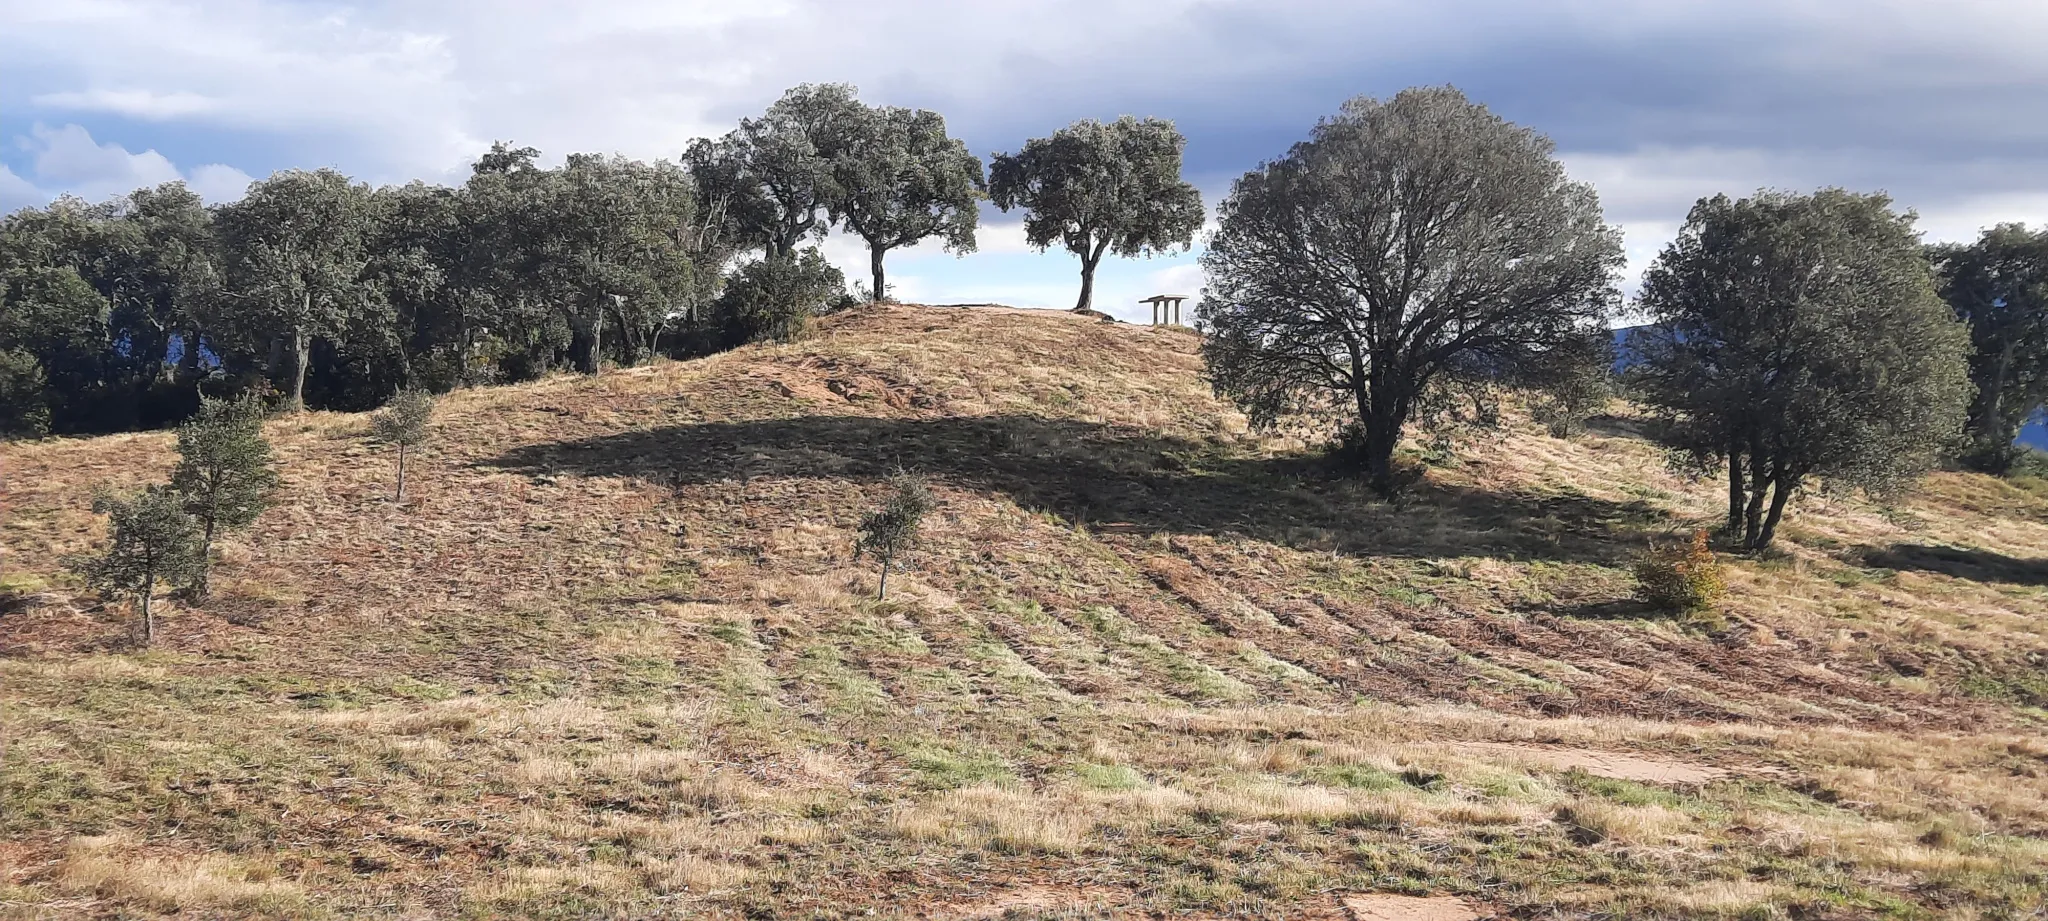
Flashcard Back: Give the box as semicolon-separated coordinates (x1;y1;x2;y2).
855;475;936;601
373;388;436;502
69;485;204;646
171;394;278;597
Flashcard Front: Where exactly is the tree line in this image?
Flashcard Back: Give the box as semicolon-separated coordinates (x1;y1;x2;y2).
1200;87;2048;549
0;84;1205;437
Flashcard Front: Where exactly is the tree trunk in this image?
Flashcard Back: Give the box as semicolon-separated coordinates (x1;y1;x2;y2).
1742;450;1770;548
193;517;217;599
877;550;892;601
140;573;155;647
179;330;205;386
572;303;604;375
1073;238;1110;312
870;244;888;303
1359;390;1409;500
1726;448;1746;536
1967;341;2016;472
396;443;408;502
1756;470;1794;550
288;326;310;413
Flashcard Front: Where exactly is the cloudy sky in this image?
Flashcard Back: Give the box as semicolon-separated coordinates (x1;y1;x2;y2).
4;0;2046;322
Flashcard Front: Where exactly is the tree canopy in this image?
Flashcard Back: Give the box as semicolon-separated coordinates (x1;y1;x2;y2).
1198;87;1623;495
989;117;1204;312
687;83;865;259
1633;189;1973;549
831;105;984;301
1931;224;2048;473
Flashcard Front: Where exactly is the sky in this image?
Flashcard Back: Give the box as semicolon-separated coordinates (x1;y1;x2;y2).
4;0;2047;324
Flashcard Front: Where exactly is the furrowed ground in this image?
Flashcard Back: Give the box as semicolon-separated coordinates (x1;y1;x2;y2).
3;304;2046;920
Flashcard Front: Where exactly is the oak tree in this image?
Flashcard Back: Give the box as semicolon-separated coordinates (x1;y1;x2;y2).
989;117;1203;312
1634;190;1972;550
1199;87;1622;495
1930;224;2048;473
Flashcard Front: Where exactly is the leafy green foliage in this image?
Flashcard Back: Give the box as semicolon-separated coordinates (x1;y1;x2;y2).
830;104;984;301
0;347;50;438
1633;190;1973;549
170;394;278;596
855;475;936;600
67;485;205;645
687;83;864;259
1633;530;1726;614
989;116;1203;311
1930;224;2048;474
708;249;847;348
214;169;381;412
1198;87;1622;495
1531;337;1617;439
373;389;436;501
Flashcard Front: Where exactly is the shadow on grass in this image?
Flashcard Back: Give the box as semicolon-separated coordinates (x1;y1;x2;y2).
1863;543;2048;588
480;413;1664;566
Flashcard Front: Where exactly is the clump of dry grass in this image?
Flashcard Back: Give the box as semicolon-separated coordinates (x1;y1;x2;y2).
57;834;303;913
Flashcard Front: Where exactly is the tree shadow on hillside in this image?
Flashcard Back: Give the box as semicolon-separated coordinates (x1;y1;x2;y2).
1863;543;2048;588
480;414;1665;566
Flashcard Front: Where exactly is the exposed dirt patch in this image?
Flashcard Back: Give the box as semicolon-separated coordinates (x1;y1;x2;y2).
935;883;1126;918
1447;741;1753;785
1342;893;1488;921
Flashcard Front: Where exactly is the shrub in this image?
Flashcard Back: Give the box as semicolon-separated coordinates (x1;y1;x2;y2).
855;474;936;600
170;394;279;597
709;248;847;348
0;348;51;439
1633;529;1726;613
67;485;206;645
372;389;436;501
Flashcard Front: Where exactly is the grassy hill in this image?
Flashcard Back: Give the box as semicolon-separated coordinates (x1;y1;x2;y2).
3;304;2046;919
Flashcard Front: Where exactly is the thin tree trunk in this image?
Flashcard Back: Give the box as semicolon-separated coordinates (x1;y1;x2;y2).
1742;449;1770;548
141;572;155;646
877;551;891;601
193;518;217;599
1726;448;1746;536
870;244;888;303
288;326;310;412
1757;470;1794;550
397;443;408;502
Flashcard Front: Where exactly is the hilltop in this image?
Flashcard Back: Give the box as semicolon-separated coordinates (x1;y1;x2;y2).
2;304;2045;919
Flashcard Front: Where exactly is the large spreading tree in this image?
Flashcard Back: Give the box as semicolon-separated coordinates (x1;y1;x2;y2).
989;116;1204;312
214;169;381;411
1633;190;1973;550
1930;224;2048;473
687;83;865;259
830;105;984;300
1199;87;1622;495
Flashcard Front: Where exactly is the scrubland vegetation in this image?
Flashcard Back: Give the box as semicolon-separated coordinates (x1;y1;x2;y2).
5;82;2048;919
4;306;2048;919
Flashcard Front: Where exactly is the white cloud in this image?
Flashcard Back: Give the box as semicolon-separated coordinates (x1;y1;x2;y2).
3;123;258;208
20;122;179;199
0;162;39;214
186;162;256;204
32;88;220;119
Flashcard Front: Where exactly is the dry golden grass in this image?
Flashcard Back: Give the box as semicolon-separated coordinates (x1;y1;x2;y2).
3;304;2046;919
